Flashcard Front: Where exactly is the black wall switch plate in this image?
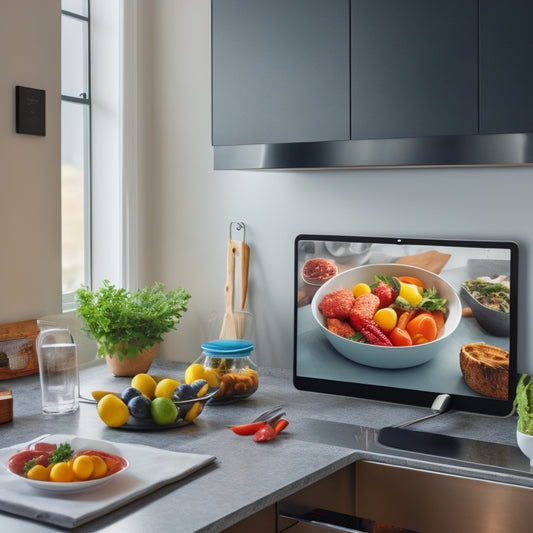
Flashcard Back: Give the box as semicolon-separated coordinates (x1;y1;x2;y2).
16;85;46;136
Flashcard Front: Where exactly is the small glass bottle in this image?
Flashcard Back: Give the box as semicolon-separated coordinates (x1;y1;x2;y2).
198;339;258;404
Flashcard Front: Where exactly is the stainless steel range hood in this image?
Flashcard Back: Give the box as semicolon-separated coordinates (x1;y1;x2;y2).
213;133;533;170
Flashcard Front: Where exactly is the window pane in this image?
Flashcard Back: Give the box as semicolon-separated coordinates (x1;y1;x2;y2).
62;101;89;294
62;15;89;98
62;0;88;17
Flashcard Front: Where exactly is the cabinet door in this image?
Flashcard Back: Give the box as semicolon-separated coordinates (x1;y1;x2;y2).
351;0;478;140
479;0;533;133
212;0;350;146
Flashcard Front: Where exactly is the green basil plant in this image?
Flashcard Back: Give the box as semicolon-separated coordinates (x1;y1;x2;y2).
76;281;191;361
515;374;533;435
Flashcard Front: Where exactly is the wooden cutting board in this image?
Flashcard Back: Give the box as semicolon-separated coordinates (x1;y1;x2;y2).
396;250;451;274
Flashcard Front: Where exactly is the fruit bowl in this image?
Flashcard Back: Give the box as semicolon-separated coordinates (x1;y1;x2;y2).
121;387;219;431
311;264;462;369
94;375;218;430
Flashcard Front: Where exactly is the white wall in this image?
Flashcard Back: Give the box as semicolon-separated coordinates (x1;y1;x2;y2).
0;0;62;323
144;0;533;374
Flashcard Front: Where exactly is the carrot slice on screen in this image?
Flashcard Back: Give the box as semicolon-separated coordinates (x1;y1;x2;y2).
406;313;438;345
397;276;425;288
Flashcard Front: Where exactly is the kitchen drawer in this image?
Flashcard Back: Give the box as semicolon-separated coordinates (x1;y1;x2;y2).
278;464;356;532
356;461;533;533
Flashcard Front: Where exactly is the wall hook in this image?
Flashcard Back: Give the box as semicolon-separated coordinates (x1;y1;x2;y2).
229;221;246;242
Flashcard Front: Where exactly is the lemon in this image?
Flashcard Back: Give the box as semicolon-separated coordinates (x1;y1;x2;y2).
89;456;108;479
154;377;181;398
131;373;158;399
184;401;203;422
151;396;178;425
353;283;371;298
184;363;206;385
91;390;115;402
373;307;398;334
72;455;94;481
191;379;209;398
204;368;220;387
50;462;75;482
27;464;50;481
97;394;130;427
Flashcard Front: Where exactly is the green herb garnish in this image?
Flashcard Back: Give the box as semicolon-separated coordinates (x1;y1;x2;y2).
23;458;37;473
50;443;74;464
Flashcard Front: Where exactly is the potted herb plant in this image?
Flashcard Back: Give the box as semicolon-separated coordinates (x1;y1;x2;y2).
76;281;191;376
515;374;533;465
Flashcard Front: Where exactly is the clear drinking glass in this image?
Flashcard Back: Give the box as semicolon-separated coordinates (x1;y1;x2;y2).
36;320;79;414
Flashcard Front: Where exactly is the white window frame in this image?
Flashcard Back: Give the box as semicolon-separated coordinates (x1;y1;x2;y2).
62;0;140;311
61;3;92;311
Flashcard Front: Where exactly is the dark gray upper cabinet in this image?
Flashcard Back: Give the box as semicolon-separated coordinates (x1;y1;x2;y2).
212;0;350;146
351;0;478;140
212;0;533;168
479;0;533;134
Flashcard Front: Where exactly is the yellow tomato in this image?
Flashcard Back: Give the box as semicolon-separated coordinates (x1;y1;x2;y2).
72;455;94;480
352;283;371;298
50;462;75;482
89;456;108;479
373;307;398;334
27;464;51;481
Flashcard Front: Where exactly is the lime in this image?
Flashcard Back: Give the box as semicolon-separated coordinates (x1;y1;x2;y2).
151;397;178;425
97;394;130;427
154;378;181;398
131;373;157;399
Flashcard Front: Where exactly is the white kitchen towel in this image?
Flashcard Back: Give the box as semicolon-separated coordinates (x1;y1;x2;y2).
0;434;216;528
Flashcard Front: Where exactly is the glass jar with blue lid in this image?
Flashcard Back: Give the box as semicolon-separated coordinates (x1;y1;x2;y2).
198;339;258;404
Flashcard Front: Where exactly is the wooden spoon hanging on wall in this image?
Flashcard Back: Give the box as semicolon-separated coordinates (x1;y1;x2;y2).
239;240;250;310
220;240;249;339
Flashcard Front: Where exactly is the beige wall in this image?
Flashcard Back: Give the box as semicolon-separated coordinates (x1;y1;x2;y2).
0;0;62;324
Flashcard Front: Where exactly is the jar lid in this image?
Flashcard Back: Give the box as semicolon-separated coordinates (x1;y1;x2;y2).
201;339;254;357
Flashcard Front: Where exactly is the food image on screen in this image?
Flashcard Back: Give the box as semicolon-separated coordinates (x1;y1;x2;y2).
294;235;518;416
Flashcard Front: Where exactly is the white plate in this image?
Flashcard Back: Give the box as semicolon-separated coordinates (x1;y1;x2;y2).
4;435;129;493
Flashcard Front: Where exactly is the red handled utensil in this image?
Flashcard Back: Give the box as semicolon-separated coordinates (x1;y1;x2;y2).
229;406;288;440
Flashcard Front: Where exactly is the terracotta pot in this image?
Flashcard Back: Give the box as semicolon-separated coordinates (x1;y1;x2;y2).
104;344;159;376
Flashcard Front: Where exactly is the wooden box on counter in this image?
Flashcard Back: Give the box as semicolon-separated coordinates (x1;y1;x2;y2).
0;319;39;380
0;390;13;423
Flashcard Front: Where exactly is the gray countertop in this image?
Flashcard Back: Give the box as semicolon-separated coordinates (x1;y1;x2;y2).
1;360;532;532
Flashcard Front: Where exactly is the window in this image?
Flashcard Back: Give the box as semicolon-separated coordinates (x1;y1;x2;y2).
61;0;91;310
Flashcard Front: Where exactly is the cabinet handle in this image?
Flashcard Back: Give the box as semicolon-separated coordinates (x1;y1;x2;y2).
278;508;368;533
